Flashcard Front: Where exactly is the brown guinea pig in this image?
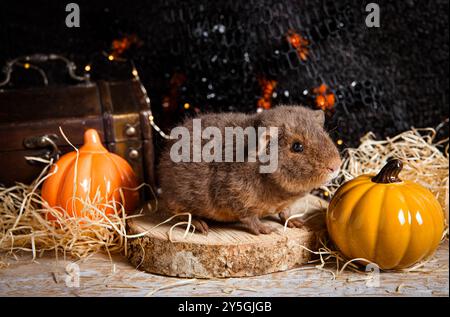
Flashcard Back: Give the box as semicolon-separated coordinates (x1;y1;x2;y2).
157;105;341;235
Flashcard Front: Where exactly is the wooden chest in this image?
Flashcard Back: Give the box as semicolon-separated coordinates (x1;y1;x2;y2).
0;79;155;189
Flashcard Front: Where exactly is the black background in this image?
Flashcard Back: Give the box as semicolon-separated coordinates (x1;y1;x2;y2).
0;0;448;149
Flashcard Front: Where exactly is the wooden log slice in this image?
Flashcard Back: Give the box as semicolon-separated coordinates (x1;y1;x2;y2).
127;194;328;278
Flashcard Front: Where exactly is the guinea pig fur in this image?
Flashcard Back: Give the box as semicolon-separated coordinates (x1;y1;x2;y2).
157;105;342;235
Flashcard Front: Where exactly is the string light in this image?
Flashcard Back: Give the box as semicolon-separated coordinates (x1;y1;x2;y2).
323;190;330;197
132;63;170;140
337;139;343;145
84;65;91;72
148;113;171;139
24;63;30;69
108;55;114;61
184;103;190;109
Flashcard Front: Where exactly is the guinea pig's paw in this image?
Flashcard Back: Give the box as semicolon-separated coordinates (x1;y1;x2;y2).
240;216;276;235
278;211;305;229
285;218;305;229
191;218;209;235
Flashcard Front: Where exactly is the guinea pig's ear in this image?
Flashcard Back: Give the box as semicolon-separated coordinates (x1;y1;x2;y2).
313;110;325;126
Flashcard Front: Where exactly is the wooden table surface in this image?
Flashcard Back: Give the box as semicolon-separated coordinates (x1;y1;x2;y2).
0;241;448;297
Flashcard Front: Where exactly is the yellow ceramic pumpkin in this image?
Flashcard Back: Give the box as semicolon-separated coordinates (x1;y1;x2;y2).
327;159;444;269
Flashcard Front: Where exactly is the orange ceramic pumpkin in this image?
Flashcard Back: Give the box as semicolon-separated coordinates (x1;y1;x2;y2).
42;129;139;219
327;159;444;269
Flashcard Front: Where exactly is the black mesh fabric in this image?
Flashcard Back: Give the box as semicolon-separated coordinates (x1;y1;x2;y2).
0;0;448;148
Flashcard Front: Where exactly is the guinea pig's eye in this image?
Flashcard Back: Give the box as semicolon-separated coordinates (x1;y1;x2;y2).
291;142;304;153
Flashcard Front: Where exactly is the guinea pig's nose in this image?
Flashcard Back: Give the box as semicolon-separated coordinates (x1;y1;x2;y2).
327;159;342;174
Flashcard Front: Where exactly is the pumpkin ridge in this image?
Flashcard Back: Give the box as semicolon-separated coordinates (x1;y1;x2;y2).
105;153;129;208
108;153;137;187
345;183;377;260
84;153;95;216
41;152;75;207
391;188;415;268
90;153;102;210
410;182;443;242
106;154;126;186
411;184;439;256
369;184;387;264
108;153;139;212
92;153;123;214
64;152;93;215
422;188;445;252
400;185;436;264
55;154;78;209
333;176;371;200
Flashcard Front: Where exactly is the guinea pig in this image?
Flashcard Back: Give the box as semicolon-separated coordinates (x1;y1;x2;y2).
157;105;341;235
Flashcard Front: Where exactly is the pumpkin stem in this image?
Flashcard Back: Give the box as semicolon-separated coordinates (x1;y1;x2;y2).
372;159;403;184
80;129;107;153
